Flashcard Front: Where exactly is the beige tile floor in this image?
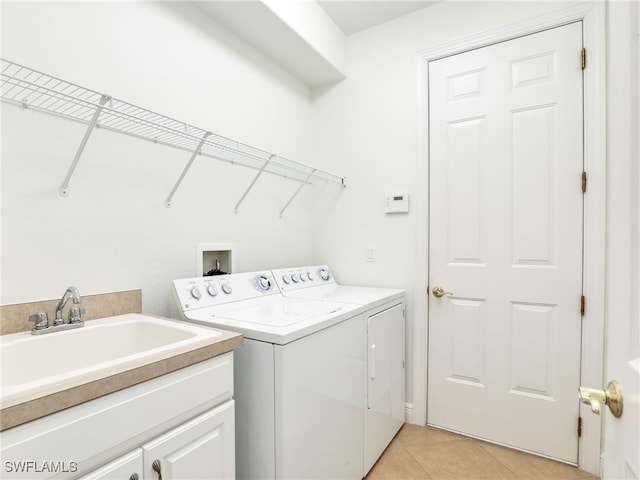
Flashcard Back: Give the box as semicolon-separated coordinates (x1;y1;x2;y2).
365;424;600;480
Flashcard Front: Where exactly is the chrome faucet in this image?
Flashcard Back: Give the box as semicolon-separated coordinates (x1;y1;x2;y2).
55;286;83;325
28;286;86;335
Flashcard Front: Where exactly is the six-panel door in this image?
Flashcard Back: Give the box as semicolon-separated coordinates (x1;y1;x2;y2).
428;22;584;463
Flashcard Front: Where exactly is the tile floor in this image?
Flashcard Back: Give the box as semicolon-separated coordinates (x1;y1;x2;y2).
365;424;600;480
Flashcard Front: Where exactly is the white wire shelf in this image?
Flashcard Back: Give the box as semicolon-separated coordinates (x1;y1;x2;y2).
0;58;346;212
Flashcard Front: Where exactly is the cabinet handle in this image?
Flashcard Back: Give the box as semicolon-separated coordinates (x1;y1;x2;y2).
129;474;139;480
152;459;163;480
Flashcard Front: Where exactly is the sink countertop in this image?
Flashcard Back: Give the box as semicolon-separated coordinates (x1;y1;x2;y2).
0;314;243;431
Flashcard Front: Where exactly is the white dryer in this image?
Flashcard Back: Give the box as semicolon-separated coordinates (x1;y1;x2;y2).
271;265;405;475
171;271;366;480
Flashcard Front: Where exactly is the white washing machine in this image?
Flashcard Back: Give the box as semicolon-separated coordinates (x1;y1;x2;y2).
271;265;406;475
171;271;367;480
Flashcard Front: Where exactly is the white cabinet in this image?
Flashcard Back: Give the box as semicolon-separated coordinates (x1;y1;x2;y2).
77;402;235;480
76;450;143;480
1;353;235;480
142;401;235;480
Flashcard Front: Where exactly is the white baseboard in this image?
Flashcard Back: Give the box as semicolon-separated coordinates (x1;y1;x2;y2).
404;402;415;424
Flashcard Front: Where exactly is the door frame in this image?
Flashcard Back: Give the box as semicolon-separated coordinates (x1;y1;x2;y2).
412;2;605;475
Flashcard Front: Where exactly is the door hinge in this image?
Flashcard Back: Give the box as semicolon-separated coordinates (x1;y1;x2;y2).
580;295;586;316
581;48;586;70
582;171;587;193
578;416;583;437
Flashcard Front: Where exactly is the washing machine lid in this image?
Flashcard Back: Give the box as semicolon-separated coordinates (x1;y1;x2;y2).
280;284;404;307
212;295;348;325
183;295;363;345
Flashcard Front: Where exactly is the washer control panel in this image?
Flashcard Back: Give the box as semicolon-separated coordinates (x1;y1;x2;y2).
271;265;334;292
174;271;278;311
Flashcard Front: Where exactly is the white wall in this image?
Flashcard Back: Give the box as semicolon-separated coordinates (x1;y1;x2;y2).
2;3;634;460
0;1;323;314
310;0;580;416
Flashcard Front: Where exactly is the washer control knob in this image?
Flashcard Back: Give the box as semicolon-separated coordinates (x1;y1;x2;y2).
307;271;314;281
319;268;330;281
300;273;307;282
191;286;202;300
282;274;291;285
291;273;299;283
221;283;232;294
257;275;272;291
207;284;219;296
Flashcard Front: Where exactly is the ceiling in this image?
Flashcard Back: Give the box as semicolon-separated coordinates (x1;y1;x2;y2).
317;1;439;35
191;0;441;87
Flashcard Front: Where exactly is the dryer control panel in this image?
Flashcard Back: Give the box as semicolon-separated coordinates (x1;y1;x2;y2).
271;265;334;292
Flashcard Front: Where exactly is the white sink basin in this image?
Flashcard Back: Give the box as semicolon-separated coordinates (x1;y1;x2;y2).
1;313;222;407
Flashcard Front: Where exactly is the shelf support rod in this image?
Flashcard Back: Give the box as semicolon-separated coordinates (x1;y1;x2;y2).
166;131;211;207
59;94;111;196
234;156;273;214
279;169;316;218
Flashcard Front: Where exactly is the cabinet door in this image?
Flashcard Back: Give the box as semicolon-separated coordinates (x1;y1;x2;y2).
142;401;235;480
76;450;143;480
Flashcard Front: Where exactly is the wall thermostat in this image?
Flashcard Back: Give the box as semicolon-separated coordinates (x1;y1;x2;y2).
384;193;409;213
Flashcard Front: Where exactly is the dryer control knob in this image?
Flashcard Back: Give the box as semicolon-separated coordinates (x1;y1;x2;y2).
221;283;232;294
307;271;314;281
300;273;307;282
291;273;299;283
257;275;272;291
319;268;330;281
282;274;291;285
207;284;219;296
191;286;202;300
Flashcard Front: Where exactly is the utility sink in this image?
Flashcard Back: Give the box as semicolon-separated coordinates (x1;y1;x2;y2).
0;313;223;408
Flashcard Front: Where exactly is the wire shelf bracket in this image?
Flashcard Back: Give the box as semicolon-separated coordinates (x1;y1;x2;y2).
279;169;316;218
1;58;346;213
59;94;111;196
166;131;212;208
234;155;273;214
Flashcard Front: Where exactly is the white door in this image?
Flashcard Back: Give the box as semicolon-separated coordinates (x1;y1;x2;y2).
428;22;584;463
600;267;640;479
599;1;640;477
142;402;235;480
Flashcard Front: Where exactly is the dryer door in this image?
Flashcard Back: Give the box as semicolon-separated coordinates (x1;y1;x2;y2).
365;302;405;474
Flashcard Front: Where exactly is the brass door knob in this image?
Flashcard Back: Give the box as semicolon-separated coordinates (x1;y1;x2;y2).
432;286;453;298
578;380;623;418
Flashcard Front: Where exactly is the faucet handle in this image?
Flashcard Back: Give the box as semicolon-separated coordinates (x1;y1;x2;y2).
69;306;86;324
28;311;49;330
